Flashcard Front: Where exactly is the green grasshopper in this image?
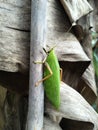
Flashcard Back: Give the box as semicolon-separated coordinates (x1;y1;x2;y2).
34;47;61;109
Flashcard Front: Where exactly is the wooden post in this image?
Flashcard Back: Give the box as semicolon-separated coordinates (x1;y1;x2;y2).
26;0;47;130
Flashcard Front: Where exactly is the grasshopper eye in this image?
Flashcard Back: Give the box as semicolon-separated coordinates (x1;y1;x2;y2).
43;48;50;56
47;50;51;54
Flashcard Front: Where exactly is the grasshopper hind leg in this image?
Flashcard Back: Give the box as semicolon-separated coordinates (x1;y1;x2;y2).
35;62;53;86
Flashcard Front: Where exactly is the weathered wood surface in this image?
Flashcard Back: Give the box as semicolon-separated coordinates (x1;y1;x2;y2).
45;82;98;130
54;33;90;62
0;0;70;72
0;0;91;91
60;0;93;23
0;0;30;72
0;0;97;129
0;0;93;73
26;0;47;130
74;0;98;104
77;31;97;104
0;1;30;72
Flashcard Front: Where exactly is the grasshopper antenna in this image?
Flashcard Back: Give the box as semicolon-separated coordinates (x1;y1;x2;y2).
46;44;57;53
43;47;48;54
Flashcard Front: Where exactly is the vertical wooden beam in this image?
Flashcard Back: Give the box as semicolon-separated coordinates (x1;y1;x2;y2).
26;0;47;130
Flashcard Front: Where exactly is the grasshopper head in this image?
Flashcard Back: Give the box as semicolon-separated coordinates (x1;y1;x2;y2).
43;44;57;55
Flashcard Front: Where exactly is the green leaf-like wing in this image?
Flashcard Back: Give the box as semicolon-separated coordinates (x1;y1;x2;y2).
44;49;60;109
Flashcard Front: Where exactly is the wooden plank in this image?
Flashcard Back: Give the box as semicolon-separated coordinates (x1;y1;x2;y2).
26;0;47;130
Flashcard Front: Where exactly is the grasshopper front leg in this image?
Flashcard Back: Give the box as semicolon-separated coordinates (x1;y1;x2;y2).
33;57;47;64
